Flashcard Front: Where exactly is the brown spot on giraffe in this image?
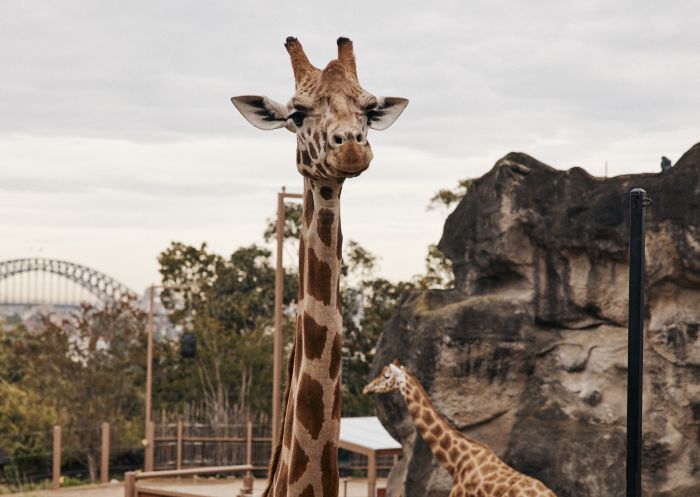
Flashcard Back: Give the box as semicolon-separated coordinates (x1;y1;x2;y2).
336;222;342;259
317;208;334;247
298;237;306;299
321;441;339;497
301;149;312;166
439;435;452;451
329;333;341;379
430;424;443;438
304;189;314;227
288;438;309;483
302;313;327;360
299;485;314;497
335;278;342;313
307;248;332;305
332;381;341;420
295;373;325;439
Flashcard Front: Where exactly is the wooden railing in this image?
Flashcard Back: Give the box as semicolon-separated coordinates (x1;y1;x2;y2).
123;465;253;497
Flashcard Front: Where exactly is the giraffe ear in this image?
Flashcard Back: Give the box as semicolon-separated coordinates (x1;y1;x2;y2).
231;95;289;130
368;97;409;131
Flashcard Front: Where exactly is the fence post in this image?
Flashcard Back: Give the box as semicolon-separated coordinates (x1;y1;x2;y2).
238;421;254;496
101;422;110;483
52;425;61;489
176;419;184;470
124;471;136;497
367;451;377;497
145;420;155;471
627;188;650;497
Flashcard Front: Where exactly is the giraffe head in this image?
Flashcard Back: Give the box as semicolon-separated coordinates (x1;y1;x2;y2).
232;37;408;180
363;359;408;394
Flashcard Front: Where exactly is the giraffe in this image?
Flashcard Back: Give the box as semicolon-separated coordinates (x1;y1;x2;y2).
364;361;557;497
231;37;408;497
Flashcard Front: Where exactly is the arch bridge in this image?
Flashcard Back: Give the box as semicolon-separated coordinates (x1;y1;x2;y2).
0;258;136;307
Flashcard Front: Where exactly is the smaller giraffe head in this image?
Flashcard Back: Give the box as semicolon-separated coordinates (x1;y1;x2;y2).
232;37;408;181
363;359;407;394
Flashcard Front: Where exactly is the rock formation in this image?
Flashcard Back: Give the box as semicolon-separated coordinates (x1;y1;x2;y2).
371;142;700;497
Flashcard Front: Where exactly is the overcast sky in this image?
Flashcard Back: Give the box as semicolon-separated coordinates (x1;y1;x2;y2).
1;0;699;295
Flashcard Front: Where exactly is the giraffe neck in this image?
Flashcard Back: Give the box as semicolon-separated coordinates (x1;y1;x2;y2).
268;176;344;497
400;374;491;478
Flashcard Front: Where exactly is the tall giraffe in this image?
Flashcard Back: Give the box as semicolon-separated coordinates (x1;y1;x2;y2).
364;361;557;497
231;37;408;497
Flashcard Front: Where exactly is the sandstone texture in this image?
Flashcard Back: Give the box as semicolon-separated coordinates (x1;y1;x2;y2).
372;143;700;497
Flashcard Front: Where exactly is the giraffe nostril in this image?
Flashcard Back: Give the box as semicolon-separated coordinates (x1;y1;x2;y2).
333;135;343;145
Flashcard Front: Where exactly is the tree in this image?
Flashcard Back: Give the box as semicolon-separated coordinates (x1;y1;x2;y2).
156;242;298;420
1;299;147;481
412;244;454;289
427;178;473;211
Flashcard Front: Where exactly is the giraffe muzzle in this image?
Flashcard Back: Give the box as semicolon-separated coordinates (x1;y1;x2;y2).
328;141;373;177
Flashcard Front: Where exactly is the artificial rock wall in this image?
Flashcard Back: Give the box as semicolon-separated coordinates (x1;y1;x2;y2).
372;142;700;497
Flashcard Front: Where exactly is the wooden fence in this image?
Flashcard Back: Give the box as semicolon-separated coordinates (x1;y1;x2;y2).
152;421;272;471
152;421;396;480
41;421;394;489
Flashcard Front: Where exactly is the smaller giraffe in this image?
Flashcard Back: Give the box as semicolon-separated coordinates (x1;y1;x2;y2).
364;361;557;497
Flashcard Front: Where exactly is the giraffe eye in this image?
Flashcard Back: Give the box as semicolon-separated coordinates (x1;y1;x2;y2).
288;111;306;127
365;109;380;124
384;373;390;379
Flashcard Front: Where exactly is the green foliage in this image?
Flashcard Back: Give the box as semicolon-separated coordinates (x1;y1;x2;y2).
155;242;298;419
412;244;454;289
428;178;473;210
263;203;304;244
0;299;147;481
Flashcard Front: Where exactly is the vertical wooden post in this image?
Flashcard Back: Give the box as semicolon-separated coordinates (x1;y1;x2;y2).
146;285;155;429
52;425;61;489
145;420;155;471
101;422;110;483
124;471;136;497
272;188;285;451
367;451;377;497
239;420;254;495
246;420;253;467
176;419;184;470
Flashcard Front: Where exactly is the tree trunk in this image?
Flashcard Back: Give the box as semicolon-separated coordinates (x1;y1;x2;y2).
87;452;97;482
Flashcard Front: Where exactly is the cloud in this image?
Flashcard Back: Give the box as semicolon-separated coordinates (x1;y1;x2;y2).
1;0;699;290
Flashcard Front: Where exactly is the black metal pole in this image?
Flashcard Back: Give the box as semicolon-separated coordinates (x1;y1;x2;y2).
627;188;650;497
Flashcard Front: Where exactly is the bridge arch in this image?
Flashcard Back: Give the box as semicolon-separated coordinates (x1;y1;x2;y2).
0;258;136;304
